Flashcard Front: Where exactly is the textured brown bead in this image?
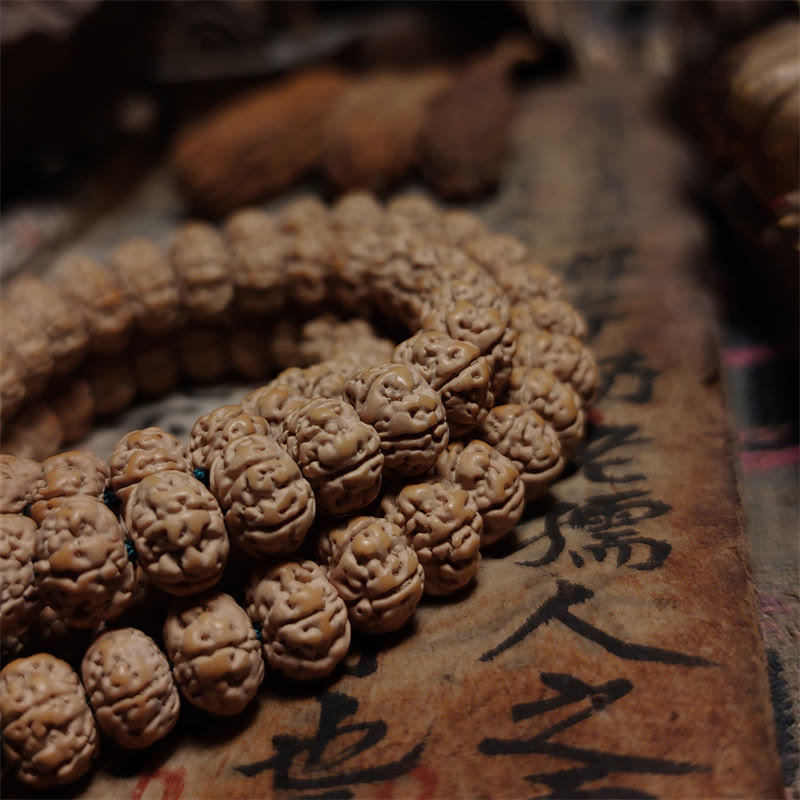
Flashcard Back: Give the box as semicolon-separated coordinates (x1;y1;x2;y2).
178;323;231;383
393;330;493;437
0;654;98;788
385;192;441;232
0;342;26;422
478;404;564;501
514;330;598;406
0;454;43;513
209;434;315;558
230;323;273;380
344;363;449;476
52;256;133;354
125;470;229;595
46;378;95;445
0;514;40;637
4;276;88;376
131;336;180;397
0;300;54;397
224;207;279;245
286;228;335;308
110;237;182;334
279;194;331;232
433;440;525;546
440;209;487;245
494;261;564;304
282;398;384;515
83;357;138;417
228;233;291;315
326;516;424;633
330;191;385;231
81;627;180;748
0;400;64;461
163;591;264;716
30;450;110;524
298;315;391;366
35;495;136;628
110;426;191;504
420;275;511;327
246;560;350;680
509;297;588;340
381;481;482;595
329;228;392;312
191;405;254;470
421;301;517;395
169;222;235;319
464;232;528;273
241;383;308;440
506;366;586;457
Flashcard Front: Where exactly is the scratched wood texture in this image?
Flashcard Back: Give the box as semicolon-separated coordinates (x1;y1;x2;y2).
23;77;782;799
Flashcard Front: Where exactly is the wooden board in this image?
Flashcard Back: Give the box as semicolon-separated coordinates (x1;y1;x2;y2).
13;77;782;799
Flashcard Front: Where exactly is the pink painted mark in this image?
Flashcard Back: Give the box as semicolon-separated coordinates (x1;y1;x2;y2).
131;767;186;800
377;765;438;800
740;445;800;474
588;408;604;425
721;344;775;370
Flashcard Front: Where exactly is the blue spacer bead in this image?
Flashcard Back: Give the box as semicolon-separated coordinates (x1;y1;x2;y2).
193;467;209;487
124;539;138;563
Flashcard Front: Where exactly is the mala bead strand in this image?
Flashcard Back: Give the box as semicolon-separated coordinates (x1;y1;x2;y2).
0;341;27;423
209;433;315;557
34;495;137;628
380;480;482;596
281;397;384;515
246;560;350;680
132;335;181;397
433;440;525;546
163;591;264;716
125;469;229;595
0;654;99;789
178;323;232;384
46;377;96;446
81;627;180;748
82;357;138;418
325;516;425;634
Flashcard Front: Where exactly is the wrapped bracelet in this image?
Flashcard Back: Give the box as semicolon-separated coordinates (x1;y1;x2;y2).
0;190;597;790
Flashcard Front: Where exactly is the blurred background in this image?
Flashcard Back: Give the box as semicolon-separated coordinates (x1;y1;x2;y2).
1;0;798;793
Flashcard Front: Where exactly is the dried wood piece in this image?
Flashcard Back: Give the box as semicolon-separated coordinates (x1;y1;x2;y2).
171;69;350;216
321;69;453;193
419;59;514;199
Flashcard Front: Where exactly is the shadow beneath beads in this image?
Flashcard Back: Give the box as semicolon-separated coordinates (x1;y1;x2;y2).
478;492;559;560
173;695;264;748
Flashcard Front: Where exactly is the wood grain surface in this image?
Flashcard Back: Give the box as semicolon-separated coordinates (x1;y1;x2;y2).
19;77;781;800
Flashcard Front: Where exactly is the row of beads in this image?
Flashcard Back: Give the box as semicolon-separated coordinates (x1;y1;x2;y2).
0;191;591;463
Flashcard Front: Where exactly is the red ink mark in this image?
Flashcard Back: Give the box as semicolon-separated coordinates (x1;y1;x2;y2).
377;765;438;800
588;408;604;425
740;445;799;474
131;767;186;800
721;345;775;369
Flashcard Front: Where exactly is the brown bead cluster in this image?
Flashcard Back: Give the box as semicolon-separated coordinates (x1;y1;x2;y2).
0;191;597;790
